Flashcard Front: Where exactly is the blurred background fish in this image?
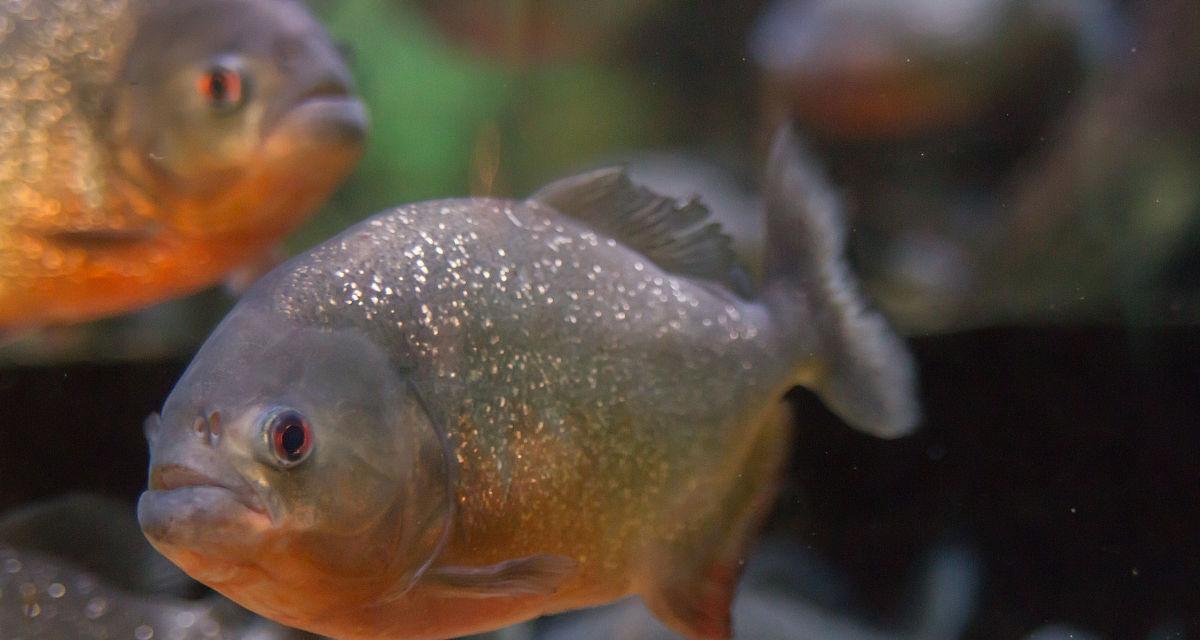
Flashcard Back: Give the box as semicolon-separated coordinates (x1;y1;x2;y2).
0;494;320;639
0;0;366;333
749;0;1200;332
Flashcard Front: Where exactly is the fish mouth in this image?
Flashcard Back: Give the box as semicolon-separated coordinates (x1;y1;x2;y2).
139;464;274;564
296;76;352;102
265;75;368;145
147;463;268;517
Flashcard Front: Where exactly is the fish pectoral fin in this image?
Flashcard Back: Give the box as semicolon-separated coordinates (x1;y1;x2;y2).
422;554;578;599
528;167;741;291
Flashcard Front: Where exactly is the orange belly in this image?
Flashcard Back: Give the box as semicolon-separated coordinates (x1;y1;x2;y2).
0;229;269;328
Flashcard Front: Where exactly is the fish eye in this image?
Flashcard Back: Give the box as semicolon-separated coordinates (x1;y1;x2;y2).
197;61;248;113
263;408;313;467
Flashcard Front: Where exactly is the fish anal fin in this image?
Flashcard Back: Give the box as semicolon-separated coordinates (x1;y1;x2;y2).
643;403;793;640
529;167;740;289
643;561;739;640
422;554;578;599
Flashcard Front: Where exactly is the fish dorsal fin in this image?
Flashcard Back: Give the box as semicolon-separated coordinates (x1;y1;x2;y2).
530;167;739;287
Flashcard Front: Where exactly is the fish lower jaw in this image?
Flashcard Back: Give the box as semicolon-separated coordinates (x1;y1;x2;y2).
137;485;273;560
162;546;260;587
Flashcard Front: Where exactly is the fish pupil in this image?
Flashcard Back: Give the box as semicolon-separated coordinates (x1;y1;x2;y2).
210;74;227;100
200;66;243;110
280;423;306;458
268;410;312;465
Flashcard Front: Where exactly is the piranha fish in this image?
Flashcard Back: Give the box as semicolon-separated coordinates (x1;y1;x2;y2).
0;494;317;639
138;129;919;640
0;0;367;330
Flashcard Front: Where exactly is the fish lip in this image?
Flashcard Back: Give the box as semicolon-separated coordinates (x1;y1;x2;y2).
295;76;352;102
264;88;368;146
148;463;268;517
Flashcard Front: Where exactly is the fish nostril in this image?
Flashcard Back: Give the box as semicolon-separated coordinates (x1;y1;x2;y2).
191;412;222;444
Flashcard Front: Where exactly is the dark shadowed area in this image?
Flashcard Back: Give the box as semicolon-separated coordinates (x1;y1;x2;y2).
3;326;1198;638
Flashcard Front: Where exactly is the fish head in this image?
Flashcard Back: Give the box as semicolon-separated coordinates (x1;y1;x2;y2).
109;0;367;239
139;303;451;617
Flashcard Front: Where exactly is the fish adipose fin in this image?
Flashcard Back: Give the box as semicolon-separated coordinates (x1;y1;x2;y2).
643;402;794;640
763;127;920;438
423;554;578;599
530;167;741;289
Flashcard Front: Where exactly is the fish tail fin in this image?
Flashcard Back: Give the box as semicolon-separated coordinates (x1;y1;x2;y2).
762;127;920;438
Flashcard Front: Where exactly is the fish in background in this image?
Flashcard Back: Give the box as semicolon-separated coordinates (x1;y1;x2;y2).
0;0;367;331
745;0;1200;334
748;0;1114;330
750;0;1119;140
0;494;318;639
136;128;919;639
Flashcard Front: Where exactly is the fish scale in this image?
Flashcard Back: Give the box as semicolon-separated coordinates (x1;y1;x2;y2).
277;199;782;570
0;0;130;235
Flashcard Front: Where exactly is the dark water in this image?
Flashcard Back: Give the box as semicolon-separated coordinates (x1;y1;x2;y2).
3;326;1197;638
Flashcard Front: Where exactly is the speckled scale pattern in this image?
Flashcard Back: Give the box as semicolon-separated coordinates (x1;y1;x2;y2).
0;546;235;640
0;0;135;229
270;198;797;589
0;0;137;282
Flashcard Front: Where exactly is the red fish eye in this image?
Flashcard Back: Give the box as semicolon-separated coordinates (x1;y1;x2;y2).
198;65;245;111
268;410;313;465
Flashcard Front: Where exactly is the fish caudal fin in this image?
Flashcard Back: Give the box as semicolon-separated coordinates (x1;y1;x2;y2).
763;127;920;438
